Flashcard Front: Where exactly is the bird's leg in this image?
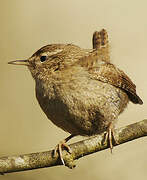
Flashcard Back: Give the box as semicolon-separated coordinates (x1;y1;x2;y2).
108;123;113;152
104;123;118;153
53;134;75;165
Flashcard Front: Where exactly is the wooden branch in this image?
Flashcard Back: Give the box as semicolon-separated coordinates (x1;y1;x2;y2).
0;119;147;174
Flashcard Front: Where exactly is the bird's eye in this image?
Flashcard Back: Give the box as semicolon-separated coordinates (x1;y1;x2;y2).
40;56;47;62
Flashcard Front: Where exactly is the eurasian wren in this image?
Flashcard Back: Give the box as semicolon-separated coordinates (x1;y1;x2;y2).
8;29;143;164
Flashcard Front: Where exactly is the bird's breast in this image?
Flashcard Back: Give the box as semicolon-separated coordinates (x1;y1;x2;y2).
35;70;129;136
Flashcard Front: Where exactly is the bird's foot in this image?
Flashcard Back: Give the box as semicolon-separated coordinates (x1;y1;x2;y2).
104;123;119;153
53;135;74;165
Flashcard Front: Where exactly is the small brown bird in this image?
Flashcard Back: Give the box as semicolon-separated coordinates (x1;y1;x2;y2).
8;29;143;164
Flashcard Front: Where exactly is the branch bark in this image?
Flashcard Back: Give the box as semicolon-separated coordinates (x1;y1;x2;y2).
0;119;147;174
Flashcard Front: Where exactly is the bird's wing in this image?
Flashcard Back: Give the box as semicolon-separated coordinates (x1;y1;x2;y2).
78;55;143;104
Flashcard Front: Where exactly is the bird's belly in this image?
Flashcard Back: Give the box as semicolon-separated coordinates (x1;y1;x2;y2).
36;80;129;136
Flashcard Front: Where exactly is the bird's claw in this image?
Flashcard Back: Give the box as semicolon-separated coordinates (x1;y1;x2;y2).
104;123;119;153
53;141;72;165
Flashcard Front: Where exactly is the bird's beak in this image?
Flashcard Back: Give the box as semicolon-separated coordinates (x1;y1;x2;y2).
8;60;29;66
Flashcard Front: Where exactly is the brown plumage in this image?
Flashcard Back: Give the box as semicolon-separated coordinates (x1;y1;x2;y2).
78;55;143;105
92;29;110;62
8;29;143;164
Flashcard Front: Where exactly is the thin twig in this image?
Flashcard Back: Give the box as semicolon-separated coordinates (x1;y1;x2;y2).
0;119;147;174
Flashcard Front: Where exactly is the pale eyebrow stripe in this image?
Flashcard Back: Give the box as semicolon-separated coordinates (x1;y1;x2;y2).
42;49;63;57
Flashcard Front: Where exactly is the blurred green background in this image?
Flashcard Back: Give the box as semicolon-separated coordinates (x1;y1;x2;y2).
0;0;147;179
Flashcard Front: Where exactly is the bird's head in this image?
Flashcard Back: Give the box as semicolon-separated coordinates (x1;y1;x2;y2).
8;44;67;79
